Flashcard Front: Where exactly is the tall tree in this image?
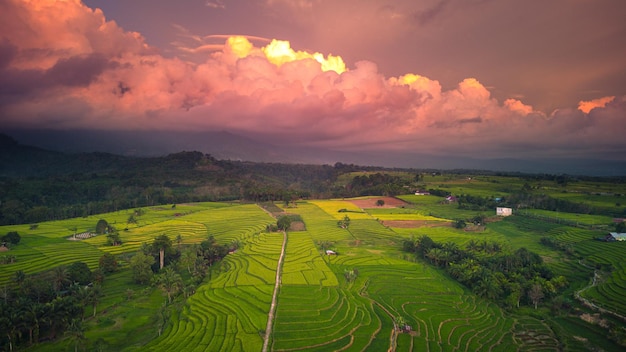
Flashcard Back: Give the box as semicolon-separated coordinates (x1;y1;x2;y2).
51;266;70;294
130;251;155;284
180;246;197;274
83;285;102;317
153;234;172;270
95;219;109;235
68;262;92;285
277;216;292;231
98;253;118;274
22;300;43;344
65;319;86;352
528;283;544;309
153;267;183;304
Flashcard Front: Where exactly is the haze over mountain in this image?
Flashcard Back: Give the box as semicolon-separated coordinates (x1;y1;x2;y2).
4;130;626;176
1;1;625;176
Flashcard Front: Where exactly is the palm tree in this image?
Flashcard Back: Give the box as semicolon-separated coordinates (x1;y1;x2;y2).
426;248;443;267
81;285;102;317
65;319;86;352
153;234;172;270
1;306;21;351
180;247;196;274
466;239;479;252
51;266;70;294
22;300;43;344
153;267;183;304
474;275;502;300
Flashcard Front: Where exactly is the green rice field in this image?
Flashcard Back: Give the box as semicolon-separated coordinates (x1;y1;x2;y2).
2;190;625;351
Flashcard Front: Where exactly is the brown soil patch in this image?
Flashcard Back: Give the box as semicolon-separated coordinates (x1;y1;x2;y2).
348;197;409;209
381;220;452;228
289;221;306;231
0;246;9;252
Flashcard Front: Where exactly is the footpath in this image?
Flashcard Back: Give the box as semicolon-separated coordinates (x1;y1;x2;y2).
262;231;287;352
575;261;626;322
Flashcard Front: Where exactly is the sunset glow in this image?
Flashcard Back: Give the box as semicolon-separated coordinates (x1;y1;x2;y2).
1;0;625;165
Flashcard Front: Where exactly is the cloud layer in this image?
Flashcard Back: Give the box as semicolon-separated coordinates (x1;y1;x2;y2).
1;0;625;159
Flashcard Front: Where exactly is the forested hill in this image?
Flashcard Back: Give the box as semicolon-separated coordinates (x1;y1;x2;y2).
3;133;626;226
0;133;350;225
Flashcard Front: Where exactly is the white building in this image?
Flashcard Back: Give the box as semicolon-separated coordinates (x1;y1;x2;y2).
496;207;513;216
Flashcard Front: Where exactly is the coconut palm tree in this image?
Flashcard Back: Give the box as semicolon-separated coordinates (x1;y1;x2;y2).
153;234;172;270
65;319;86;352
21;300;43;344
51;266;70;294
153;267;183;304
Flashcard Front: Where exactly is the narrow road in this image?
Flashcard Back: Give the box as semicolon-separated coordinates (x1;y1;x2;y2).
262;231;287;352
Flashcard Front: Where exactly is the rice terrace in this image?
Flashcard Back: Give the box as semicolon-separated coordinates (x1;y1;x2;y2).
1;171;626;351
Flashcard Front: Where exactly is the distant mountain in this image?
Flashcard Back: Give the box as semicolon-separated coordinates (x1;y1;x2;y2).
3;129;626;176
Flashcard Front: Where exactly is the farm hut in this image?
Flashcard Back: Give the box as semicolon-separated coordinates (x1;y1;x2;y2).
606;232;626;241
496;207;512;216
415;190;430;195
326;250;337;255
445;196;457;202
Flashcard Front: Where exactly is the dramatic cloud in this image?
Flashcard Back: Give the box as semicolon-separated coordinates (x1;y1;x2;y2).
1;0;625;160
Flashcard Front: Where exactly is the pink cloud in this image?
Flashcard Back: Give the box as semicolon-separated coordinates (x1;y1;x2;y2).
578;96;615;114
1;0;625;159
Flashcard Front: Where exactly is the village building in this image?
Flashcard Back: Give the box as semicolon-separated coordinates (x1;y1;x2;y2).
605;232;626;241
414;190;430;196
496;207;513;216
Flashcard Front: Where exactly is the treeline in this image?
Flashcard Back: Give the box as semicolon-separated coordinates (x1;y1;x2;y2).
340;173;407;197
0;258;114;351
0;151;341;225
3;134;626;225
0;147;422;225
456;190;626;217
402;236;568;309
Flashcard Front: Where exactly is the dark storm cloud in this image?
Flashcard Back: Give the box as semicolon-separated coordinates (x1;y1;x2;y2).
0;53;111;98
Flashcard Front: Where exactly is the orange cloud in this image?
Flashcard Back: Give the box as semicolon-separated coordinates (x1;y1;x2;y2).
262;39;346;74
504;99;534;115
578;96;615;114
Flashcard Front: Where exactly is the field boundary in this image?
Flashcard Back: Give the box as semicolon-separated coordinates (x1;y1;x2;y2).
263;230;287;352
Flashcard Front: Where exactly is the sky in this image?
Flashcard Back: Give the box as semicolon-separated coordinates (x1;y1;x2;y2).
1;0;625;163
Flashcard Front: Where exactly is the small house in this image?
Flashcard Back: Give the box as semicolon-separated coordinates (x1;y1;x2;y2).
415;190;430;196
326;250;337;255
496;207;512;216
606;232;626;241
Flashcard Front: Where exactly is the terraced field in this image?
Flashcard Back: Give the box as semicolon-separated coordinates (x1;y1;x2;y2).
281;232;338;287
271;286;381;351
2;196;624;351
146;231;283;351
266;200;562;351
0;203;272;285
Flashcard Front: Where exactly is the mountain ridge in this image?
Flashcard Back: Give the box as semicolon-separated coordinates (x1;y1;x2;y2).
2;130;626;176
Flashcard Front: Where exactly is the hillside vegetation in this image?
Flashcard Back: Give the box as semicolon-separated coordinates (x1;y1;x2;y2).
1;137;626;351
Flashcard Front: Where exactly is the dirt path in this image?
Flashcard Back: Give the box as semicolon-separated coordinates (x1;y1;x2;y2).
575;264;626;322
262;230;287;352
